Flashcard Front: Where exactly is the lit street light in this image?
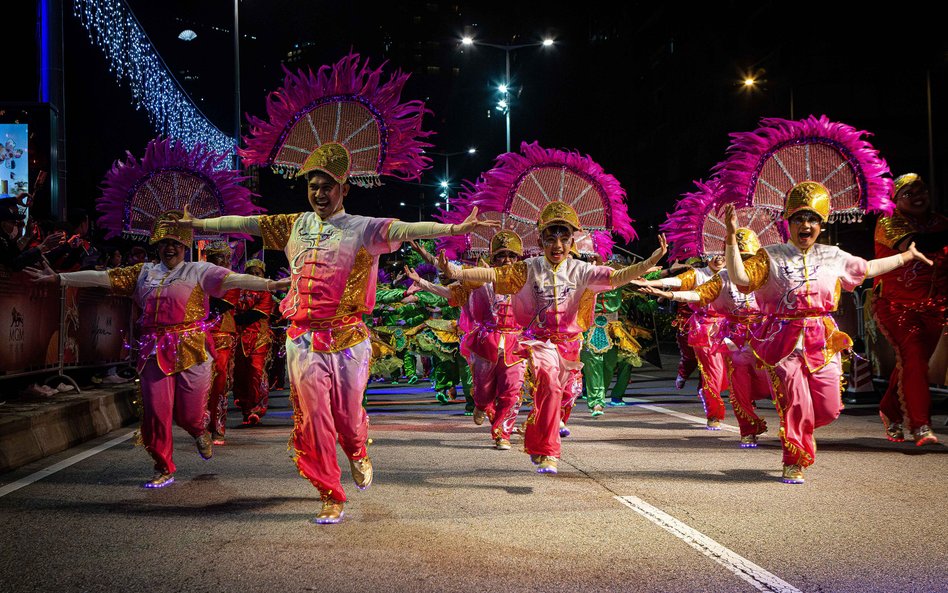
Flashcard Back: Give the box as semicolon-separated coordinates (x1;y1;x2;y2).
460;36;555;152
424;148;478;211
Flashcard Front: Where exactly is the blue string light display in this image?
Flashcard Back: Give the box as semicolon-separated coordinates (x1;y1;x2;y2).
72;0;235;161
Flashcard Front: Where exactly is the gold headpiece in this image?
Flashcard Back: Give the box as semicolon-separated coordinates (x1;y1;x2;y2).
150;210;193;246
298;142;352;184
537;201;582;233
734;228;761;255
490;230;523;257
204;240;232;256
784;181;830;222
245;258;266;272
893;173;921;198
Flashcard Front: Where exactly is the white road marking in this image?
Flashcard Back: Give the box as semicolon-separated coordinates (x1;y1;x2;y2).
627;397;741;433
0;431;135;498
616;495;802;593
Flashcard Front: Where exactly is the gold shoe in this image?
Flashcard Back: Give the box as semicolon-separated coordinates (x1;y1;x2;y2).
349;456;373;490
314;498;345;524
211;432;226;446
473;408;487;426
195;432;213;460
536;456;558;474
739;434;758;448
781;464;805;484
913;425;939;446
706;418;722;431
495;438;511;450
143;472;175;489
880;412;905;442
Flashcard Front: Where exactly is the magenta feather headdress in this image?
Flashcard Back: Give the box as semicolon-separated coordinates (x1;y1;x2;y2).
239;52;433;187
437;141;635;259
660;178;786;260
718;115;894;222
98;137;260;240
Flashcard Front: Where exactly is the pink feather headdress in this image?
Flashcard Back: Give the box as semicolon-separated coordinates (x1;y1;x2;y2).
660;178;786;260
718;115;894;222
437;141;636;259
98;137;260;240
239;52;433;187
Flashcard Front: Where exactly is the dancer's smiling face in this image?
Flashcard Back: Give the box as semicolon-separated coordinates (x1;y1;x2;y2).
788;211;823;251
539;225;574;265
158;239;187;268
896;180;930;218
306;171;349;219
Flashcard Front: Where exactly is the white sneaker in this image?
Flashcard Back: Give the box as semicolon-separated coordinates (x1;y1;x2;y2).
55;383;75;393
102;374;130;384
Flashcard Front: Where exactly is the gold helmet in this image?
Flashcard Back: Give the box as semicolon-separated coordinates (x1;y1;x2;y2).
537;201;582;233
245;258;266;273
298;142;351;184
204;239;232;257
489;230;523;257
784;181;830;223
893;173;921;198
150;210;192;246
734;227;761;256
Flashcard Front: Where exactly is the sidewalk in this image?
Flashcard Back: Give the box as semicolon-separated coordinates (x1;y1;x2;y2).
0;383;139;473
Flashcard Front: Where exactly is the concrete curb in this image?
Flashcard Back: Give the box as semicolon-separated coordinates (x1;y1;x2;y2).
0;386;139;474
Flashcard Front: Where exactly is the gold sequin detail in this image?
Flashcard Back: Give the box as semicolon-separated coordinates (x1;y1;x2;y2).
577;289;596;331
694;273;723;305
325;324;370;353
874;214;915;249
448;283;473;307
336;247;372;317
676;269;697;291
107;263;144;297
739;251;770;293
259;213;301;251
494;261;528;295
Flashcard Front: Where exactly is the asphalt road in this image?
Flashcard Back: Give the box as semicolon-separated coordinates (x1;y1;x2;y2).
2;368;946;593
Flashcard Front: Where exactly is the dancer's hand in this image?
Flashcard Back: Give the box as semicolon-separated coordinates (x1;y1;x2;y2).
453;207;500;235
723;204;738;242
905;242;934;266
639;285;672;300
648;234;667;263
25;260;59;285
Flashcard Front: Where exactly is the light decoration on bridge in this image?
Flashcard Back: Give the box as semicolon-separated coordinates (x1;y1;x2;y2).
72;0;235;162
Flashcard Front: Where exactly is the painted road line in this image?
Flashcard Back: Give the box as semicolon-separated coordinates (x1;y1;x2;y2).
0;431;136;498
616;495;802;593
627;397;741;433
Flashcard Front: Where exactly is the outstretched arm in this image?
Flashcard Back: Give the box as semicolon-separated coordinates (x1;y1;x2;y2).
438;252;497;284
865;242;933;278
221;273;290;292
175;204;261;235
722;204;751;286
387;207;500;242
26;263;113;288
610;234;668;287
404;265;453;299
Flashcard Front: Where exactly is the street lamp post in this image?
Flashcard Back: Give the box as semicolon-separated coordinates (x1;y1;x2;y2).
461;37;554;153
425;147;477;211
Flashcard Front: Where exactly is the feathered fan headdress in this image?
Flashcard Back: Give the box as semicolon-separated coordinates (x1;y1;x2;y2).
718;115;894;222
660;178;786;261
239;52;433;187
98;137;260;240
438;141;636;259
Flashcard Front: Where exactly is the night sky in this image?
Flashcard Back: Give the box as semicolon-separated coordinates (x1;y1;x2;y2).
13;0;948;259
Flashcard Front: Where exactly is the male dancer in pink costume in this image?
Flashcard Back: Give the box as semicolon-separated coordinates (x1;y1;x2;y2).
180;159;498;523
441;202;666;474
722;187;931;483
407;230;526;450
641;228;771;446
28;213;285;487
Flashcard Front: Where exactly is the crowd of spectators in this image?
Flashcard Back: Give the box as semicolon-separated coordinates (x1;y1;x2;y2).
1;191;156;274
